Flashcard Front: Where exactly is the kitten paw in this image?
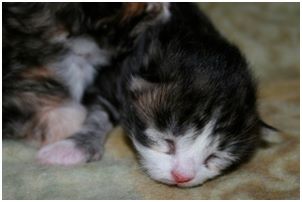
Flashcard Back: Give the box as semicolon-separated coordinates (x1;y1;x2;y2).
37;140;87;166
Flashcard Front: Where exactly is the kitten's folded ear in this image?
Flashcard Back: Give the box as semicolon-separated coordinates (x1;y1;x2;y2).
120;3;170;24
259;120;283;144
89;3;170;27
119;3;147;23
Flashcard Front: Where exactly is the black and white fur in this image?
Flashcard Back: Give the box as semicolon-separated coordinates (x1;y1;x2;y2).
90;3;266;187
3;3;271;187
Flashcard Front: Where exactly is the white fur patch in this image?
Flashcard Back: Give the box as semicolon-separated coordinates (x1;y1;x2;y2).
37;139;86;166
24;102;87;147
146;3;171;23
41;102;87;145
50;36;110;102
66;36;110;67
133;119;236;187
132;139;175;185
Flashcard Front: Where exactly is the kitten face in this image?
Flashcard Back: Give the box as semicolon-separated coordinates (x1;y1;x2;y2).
132;123;236;187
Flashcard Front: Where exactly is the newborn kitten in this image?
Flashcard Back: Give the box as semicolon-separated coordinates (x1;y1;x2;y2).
91;3;269;187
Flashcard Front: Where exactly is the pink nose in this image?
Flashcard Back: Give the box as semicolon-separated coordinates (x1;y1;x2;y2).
171;170;194;183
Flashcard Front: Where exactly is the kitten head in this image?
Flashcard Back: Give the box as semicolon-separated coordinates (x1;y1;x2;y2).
119;4;260;186
123;59;260;187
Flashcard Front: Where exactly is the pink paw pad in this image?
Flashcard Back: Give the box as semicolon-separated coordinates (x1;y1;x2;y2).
37;140;87;166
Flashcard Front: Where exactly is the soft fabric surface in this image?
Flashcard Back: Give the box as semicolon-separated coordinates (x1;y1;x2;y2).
2;3;299;199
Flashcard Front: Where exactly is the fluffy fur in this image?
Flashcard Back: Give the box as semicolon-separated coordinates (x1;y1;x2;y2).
3;3;270;187
91;3;263;187
3;2;164;163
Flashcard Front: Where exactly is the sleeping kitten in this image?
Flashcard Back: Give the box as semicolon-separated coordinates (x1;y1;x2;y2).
3;3;273;187
89;3;272;187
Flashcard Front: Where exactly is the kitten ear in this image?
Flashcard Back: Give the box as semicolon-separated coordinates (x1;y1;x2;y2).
119;3;146;22
89;3;169;31
259;120;283;144
120;3;170;23
129;76;156;92
118;3;171;37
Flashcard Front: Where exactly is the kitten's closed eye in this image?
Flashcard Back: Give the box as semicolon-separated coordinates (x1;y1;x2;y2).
204;154;218;168
165;139;175;155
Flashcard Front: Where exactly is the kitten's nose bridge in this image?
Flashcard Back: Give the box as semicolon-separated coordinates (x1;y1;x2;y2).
171;158;195;183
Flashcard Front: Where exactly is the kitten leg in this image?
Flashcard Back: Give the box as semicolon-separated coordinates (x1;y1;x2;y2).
37;103;113;165
27;102;87;147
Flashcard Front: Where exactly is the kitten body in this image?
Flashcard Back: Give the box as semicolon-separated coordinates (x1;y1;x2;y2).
3;2;170;164
4;3;266;187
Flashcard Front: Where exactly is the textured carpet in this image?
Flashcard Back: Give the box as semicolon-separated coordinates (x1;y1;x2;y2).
2;3;299;199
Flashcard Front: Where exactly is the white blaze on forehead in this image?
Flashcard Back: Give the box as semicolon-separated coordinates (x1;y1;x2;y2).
177;120;217;158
